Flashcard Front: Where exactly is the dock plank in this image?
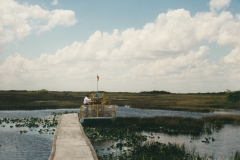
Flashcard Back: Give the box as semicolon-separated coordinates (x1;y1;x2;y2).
49;113;97;160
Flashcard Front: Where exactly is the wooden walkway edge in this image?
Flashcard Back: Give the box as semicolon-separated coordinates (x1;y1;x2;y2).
49;113;98;160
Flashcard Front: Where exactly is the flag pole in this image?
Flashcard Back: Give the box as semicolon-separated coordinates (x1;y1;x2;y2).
97;74;99;92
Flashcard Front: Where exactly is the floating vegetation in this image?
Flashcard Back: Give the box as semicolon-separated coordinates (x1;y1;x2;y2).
0;114;58;134
20;130;28;134
50;111;77;116
200;137;215;144
1;117;58;128
38;128;55;134
0;111;77;135
0;117;57;134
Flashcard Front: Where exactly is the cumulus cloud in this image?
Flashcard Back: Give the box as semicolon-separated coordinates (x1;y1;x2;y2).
1;4;240;92
0;0;77;44
127;46;210;77
209;0;231;11
37;9;77;33
223;47;240;63
51;0;58;5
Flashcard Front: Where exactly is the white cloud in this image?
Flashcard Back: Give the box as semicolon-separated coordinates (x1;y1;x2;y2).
223;47;240;63
127;46;210;77
51;0;58;5
37;9;77;33
216;13;240;46
1;5;240;92
0;0;77;44
209;0;231;11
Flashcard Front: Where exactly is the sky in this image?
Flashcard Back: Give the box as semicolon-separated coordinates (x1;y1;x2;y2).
0;0;240;93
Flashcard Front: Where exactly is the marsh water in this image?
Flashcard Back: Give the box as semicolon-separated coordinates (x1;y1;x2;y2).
0;107;240;160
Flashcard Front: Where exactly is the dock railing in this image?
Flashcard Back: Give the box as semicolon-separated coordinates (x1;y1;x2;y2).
79;105;116;123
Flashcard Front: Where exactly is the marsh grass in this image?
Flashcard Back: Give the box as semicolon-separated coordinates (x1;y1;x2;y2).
201;114;240;134
83;115;240;159
203;115;240;125
234;151;240;160
109;92;240;111
116;116;204;135
98;141;198;160
84;115;240;139
0;91;85;110
1;91;239;111
83;116;204;137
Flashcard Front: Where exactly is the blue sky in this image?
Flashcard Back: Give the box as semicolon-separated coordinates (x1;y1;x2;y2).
0;0;240;93
2;0;211;60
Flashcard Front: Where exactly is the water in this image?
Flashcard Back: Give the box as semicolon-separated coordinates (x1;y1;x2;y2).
141;125;240;159
0;109;78;160
91;125;240;160
91;126;240;159
0;107;240;159
116;106;240;118
0;131;52;160
0;109;79;119
0;107;239;119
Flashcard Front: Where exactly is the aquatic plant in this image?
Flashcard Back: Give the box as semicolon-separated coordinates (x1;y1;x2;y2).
83;116;205;136
0;111;79;135
193;114;240;134
83;115;240;159
20;130;28;133
83;117;205;159
97;140;209;160
0;115;59;134
234;151;240;160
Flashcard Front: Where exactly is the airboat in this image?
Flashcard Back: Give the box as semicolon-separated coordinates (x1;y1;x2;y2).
79;92;116;123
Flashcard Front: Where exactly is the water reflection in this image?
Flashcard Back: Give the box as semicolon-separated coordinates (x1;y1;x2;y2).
141;125;240;159
116;106;240;118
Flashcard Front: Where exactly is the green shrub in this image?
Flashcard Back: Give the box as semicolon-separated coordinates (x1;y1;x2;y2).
225;90;240;104
37;89;49;94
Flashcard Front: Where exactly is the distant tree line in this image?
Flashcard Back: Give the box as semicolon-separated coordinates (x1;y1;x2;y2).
140;90;171;94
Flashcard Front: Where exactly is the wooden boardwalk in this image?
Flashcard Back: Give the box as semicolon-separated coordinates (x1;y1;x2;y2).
49;113;98;160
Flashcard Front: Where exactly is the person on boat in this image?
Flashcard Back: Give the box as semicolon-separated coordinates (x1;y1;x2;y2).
83;95;92;105
95;93;101;104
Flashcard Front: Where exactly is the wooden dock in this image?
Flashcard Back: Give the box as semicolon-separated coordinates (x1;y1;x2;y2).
49;113;98;160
